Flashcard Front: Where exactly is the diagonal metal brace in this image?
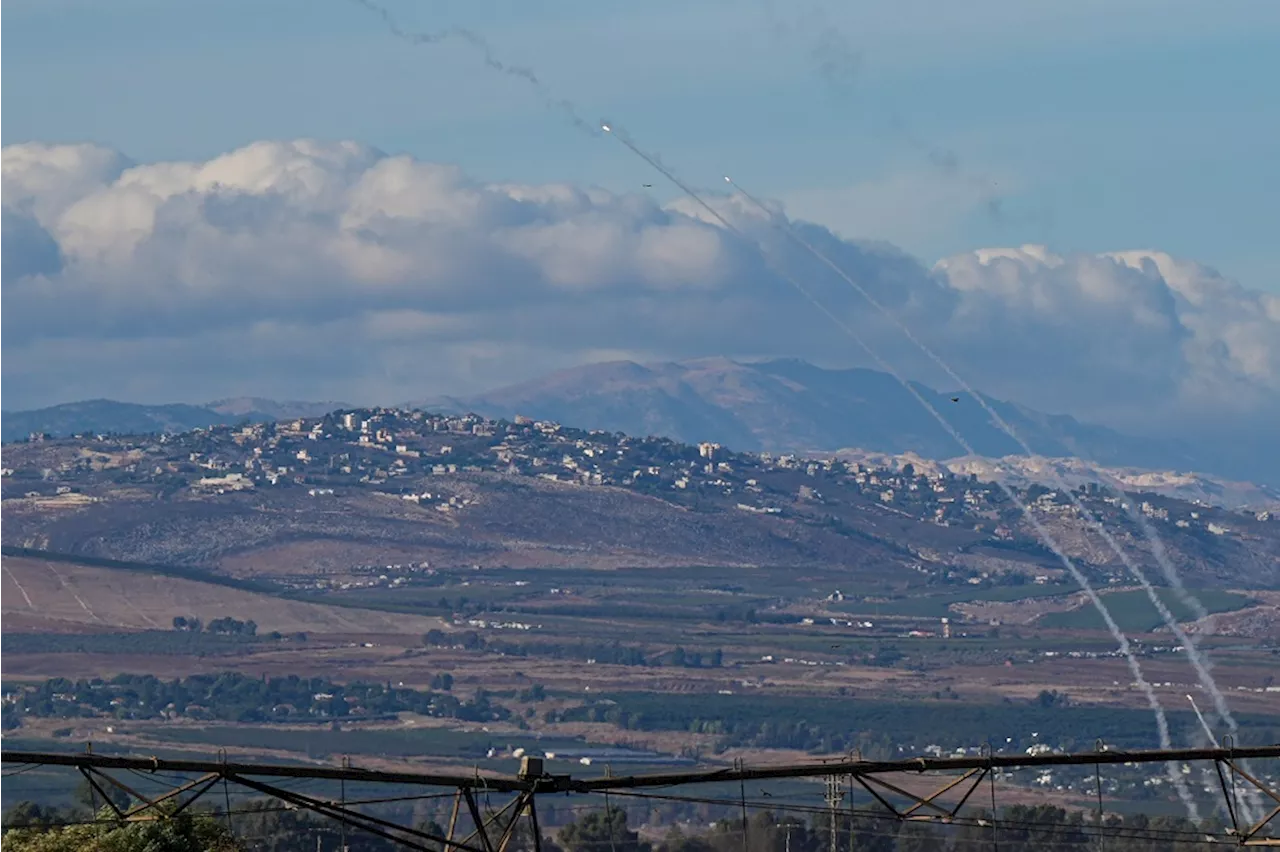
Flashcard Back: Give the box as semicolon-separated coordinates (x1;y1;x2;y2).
1222;760;1280;845
79;767;127;819
862;771;985;822
228;773;489;852
897;768;988;820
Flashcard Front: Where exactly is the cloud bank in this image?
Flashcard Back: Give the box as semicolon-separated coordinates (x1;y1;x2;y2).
3;139;1277;448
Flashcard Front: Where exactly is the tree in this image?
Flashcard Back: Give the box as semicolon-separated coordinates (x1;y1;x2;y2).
75;778;131;814
559;807;649;852
519;684;546;703
3;802;66;831
657;828;716;852
2;809;236;852
1036;689;1067;708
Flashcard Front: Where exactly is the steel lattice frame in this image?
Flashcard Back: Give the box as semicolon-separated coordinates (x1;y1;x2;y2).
4;745;1278;848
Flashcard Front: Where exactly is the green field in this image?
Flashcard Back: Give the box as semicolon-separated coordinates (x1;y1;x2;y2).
1;631;263;656
1039;588;1255;632
834;584;1074;618
591;691;1280;753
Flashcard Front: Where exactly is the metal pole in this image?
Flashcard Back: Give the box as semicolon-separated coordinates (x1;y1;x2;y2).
825;777;841;852
846;773;855;852
1094;765;1105;852
988;765;999;852
527;793;543;852
341;755;349;852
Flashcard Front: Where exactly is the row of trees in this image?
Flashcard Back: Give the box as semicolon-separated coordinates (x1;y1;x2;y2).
561;692;1280;754
5;672;503;727
1;798;1234;852
172;616;268;637
490;805;1230;852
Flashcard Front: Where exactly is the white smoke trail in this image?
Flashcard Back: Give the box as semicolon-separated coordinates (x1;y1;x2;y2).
600;124;1199;818
762;2;1254;815
349;0;599;136
1187;695;1219;747
347;0;1207;818
726;175;1258;823
1127;509;1263;825
746;4;1229;730
723;176;1242;731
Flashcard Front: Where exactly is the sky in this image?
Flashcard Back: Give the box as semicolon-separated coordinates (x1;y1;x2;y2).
2;0;1279;449
5;0;1279;284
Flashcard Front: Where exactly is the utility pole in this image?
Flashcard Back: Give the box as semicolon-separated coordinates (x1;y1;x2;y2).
847;774;856;852
824;776;844;852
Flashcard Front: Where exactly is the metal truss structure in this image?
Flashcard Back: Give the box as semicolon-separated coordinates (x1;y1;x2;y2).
4;744;1279;848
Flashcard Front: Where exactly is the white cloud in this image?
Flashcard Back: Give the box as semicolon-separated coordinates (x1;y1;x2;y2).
1;141;131;221
932;245;1279;430
2;139;1276;449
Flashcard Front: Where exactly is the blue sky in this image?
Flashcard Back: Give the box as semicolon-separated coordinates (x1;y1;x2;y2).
5;0;1279;292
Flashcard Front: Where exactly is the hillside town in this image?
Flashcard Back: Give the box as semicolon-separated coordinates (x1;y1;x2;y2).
5;409;1273;591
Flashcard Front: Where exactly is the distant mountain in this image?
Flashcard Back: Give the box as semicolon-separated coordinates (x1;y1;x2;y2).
206;397;350;420
4;358;1257;486
2;400;225;442
415;357;1207;474
1;398;349;443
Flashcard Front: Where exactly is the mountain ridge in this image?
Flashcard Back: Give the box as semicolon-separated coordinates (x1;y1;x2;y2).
4;358;1262;488
1;398;350;443
413;357;1209;474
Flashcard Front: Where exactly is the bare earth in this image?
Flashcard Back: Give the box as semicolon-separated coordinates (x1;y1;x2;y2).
0;556;446;636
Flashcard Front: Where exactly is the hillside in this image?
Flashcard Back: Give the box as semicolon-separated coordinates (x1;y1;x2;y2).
8;360;1260;486
832;450;1280;512
418;358;1207;474
0;555;447;636
942;455;1280;513
2;409;1277;589
3;413;1277;807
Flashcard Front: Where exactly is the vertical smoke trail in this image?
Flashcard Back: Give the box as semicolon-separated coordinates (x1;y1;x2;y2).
348;0;599;136
600;124;1199;818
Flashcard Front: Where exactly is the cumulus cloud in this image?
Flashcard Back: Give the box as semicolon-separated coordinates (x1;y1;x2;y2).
932;246;1280;427
2;139;1276;449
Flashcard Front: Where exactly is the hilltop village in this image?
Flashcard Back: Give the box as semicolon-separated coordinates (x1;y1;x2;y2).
6;408;1273;592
